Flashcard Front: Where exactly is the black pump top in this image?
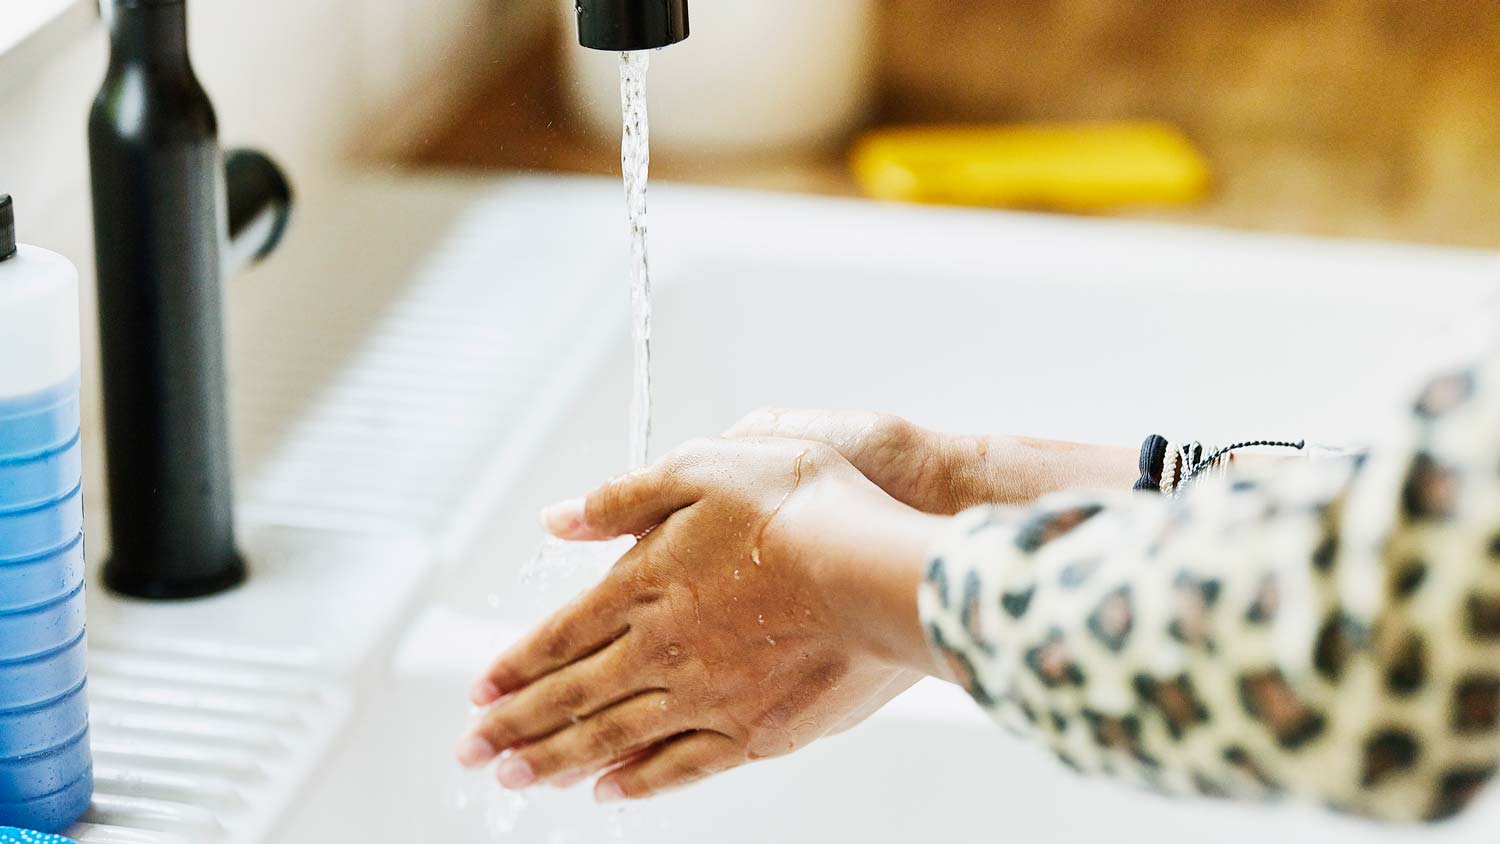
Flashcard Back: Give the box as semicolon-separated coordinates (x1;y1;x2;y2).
577;0;689;51
0;195;16;262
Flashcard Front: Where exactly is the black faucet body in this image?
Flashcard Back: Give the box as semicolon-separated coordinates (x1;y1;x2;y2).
577;0;690;51
89;0;290;600
85;0;670;600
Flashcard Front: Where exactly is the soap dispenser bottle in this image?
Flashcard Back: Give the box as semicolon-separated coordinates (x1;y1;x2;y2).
0;196;93;833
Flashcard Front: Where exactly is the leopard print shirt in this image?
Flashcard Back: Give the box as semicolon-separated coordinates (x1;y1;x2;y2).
919;359;1500;823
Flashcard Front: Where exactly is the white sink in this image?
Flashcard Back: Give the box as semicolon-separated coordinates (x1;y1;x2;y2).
77;173;1500;843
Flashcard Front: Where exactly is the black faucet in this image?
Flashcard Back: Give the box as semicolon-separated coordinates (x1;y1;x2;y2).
576;0;690;50
84;0;681;601
89;0;291;600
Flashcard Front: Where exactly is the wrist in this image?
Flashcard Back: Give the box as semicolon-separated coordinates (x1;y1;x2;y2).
843;502;950;674
942;434;1136;508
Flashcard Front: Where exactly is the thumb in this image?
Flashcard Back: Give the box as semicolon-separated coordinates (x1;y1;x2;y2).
543;453;706;541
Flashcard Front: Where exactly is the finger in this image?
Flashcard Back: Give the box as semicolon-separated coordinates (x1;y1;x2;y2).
462;636;646;768
723;407;795;438
469;583;630;706
724;407;858;440
542;441;714;541
551;769;591;789
594;731;744;803
501;690;684;788
550;744;654;789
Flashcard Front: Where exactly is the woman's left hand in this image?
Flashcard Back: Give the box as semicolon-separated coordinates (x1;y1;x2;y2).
455;437;946;802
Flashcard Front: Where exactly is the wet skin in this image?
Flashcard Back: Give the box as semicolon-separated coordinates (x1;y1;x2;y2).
456;409;1137;802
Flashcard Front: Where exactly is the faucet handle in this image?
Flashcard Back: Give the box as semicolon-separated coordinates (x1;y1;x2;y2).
224;148;294;273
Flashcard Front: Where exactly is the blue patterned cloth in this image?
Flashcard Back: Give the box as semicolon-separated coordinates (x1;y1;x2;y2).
0;828;75;844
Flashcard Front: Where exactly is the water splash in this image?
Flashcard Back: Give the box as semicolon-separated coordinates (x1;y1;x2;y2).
450;708;529;836
519;536;635;594
450;766;527;837
620;50;654;471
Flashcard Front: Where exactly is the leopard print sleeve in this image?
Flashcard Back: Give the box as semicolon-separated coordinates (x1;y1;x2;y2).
918;361;1500;823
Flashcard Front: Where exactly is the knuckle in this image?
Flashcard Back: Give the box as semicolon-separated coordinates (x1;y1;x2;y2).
870;413;917;445
486;660;521;691
520;746;556;775
670;759;711;784
655;460;691;495
621;568;668;607
539;626;573;662
589;483;631;523
630;587;667;608
546;680;589;713
670;437;717;467
797;441;843;473
479;711;520;746
587;713;633;757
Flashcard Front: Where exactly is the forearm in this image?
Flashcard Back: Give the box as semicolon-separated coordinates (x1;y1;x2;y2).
943;434;1137;509
815;486;952;675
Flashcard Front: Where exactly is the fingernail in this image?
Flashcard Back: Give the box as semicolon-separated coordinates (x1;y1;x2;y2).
595;781;626;804
470;678;501;706
541;498;587;536
455;735;497;768
496;756;536;789
552;770;589;789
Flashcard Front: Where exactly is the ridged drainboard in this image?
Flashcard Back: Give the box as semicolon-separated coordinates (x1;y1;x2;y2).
68;639;349;844
234;183;621;562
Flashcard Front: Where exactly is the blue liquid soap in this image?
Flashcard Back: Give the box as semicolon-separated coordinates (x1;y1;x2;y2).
0;196;92;834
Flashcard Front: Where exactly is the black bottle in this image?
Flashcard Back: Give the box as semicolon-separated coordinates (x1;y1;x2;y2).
89;0;244;599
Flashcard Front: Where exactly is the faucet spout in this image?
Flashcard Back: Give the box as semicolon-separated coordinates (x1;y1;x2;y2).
576;0;690;51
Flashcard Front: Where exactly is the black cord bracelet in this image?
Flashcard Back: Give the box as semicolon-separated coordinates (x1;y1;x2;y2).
1134;434;1170;493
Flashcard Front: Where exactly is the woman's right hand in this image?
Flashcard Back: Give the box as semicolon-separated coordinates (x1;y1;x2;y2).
725;408;1137;514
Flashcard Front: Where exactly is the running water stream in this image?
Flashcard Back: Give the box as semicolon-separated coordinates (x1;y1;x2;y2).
459;51;661;841
620;50;654;470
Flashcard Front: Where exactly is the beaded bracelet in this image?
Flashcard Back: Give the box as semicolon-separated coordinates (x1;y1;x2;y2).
1159;446;1180;495
1136;435;1307;496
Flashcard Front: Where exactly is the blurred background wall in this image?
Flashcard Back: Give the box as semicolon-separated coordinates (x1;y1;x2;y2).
877;0;1500;246
1;0;1495;266
412;0;1500;248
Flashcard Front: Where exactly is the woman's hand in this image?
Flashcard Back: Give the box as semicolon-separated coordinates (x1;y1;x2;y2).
726;408;1137;513
455;437;946;802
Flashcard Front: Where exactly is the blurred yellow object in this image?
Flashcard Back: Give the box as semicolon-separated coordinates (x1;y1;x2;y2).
850;121;1212;210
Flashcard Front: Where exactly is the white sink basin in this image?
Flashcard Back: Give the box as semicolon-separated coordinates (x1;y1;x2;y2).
79;173;1500;843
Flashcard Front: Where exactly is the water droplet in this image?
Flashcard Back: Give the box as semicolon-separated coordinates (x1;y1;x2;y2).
732;569;741;580
757;614;765;624
747;449;811;569
765;635;777;645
